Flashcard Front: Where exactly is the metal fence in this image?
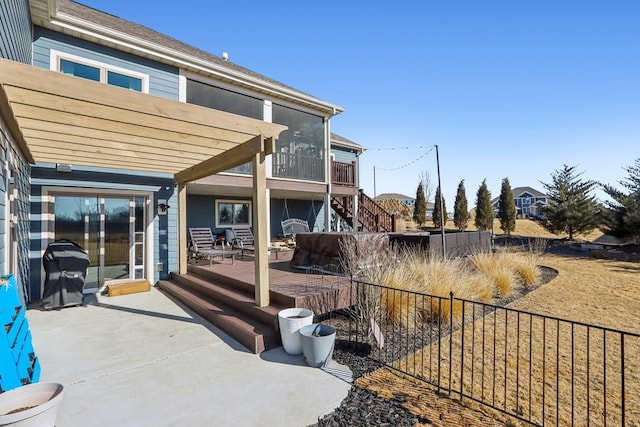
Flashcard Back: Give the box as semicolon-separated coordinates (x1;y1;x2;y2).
342;279;640;426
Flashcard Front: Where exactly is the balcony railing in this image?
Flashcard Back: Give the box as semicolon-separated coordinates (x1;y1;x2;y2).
272;152;324;182
331;160;357;187
223;155;357;186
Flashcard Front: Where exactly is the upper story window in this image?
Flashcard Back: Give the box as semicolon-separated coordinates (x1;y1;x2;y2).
52;50;149;93
186;79;264;120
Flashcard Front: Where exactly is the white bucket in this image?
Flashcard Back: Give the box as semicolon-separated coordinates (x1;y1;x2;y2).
0;382;65;427
278;308;314;355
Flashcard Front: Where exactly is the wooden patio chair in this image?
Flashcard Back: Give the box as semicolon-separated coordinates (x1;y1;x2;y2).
230;226;283;259
188;227;235;265
230;226;255;258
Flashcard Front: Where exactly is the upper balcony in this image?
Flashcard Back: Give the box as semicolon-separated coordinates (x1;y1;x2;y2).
224;157;358;188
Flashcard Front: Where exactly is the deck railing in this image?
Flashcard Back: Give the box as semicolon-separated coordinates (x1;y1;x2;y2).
358;191;395;232
272;152;324;182
342;279;640;426
224;157;356;186
331;160;357;186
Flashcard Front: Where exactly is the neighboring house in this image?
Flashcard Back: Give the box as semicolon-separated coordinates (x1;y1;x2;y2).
491;186;548;218
0;0;373;306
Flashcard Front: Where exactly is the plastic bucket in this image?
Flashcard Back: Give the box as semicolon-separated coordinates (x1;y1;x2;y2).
278;308;314;355
299;323;336;368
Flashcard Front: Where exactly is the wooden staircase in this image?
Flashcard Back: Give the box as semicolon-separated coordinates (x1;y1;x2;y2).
331;190;396;232
157;265;286;354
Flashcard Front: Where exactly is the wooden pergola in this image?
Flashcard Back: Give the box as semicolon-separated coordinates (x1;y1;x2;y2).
0;58;286;306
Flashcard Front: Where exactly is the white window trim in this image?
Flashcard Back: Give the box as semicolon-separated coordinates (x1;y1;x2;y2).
215;199;252;228
50;49;150;93
41;186;155;290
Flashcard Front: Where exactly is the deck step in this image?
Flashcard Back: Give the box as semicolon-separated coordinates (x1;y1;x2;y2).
170;272;282;329
187;265;296;308
157;280;281;354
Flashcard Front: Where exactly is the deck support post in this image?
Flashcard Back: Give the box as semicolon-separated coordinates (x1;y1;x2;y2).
253;136;271;307
178;182;187;274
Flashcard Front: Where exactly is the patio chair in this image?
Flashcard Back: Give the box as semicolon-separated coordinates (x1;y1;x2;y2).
230;226;282;259
188;227;235;265
230;226;258;259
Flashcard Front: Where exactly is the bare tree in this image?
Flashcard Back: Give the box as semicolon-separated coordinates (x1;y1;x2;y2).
419;170;434;204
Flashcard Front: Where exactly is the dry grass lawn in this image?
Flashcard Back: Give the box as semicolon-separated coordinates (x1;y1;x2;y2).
357;253;640;426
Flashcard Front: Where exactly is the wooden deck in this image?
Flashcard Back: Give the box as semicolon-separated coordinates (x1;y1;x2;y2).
187;249;352;315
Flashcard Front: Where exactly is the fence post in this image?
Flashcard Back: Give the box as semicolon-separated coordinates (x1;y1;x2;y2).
621;333;625;426
449;291;454;396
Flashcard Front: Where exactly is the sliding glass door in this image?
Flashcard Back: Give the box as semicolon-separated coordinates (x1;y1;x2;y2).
53;194;147;291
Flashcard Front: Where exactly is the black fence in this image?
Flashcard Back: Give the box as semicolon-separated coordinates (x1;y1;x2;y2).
341;279;640;426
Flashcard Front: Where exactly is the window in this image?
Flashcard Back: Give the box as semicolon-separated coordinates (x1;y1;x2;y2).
107;71;143;91
52;50;149;93
216;200;252;227
60;59;100;81
186;79;264;120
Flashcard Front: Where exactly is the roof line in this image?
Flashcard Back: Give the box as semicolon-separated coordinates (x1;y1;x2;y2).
45;2;343;116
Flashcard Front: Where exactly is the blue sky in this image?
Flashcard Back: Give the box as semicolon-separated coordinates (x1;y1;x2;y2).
81;0;639;204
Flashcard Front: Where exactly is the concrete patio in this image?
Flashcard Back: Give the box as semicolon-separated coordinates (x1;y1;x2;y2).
26;287;352;426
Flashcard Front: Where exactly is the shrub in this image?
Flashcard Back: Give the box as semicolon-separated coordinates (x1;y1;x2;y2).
511;253;540;286
377;260;422;329
405;252;493;322
469;251;518;297
339;243;543;327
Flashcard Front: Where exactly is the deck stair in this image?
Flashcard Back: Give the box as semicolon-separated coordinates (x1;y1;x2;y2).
331;190;396;232
157;265;286;354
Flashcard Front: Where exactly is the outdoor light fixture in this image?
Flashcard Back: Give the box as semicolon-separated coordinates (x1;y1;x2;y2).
56;163;72;173
157;199;170;215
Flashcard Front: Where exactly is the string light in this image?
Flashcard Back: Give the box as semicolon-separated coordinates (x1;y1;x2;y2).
375;147;435;171
369;145;430;151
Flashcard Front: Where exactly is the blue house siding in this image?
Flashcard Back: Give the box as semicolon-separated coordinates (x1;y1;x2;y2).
0;0;32;64
187;195;326;239
186;195;215;230
29;165;177;303
1;116;31;305
272;198;325;234
14;154;30;304
32;27;179;100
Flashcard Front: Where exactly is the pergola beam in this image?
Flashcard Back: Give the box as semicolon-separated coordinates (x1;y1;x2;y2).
0;58;286;174
174;135;275;184
0;58;285;308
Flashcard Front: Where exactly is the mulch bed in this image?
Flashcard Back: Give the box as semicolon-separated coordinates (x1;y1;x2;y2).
310;341;425;427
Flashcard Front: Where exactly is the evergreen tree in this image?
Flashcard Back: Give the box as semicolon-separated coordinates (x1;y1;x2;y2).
474;179;493;231
600;158;640;243
540;165;599;240
432;186;447;228
498;177;517;236
413;181;427;227
453;180;469;231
